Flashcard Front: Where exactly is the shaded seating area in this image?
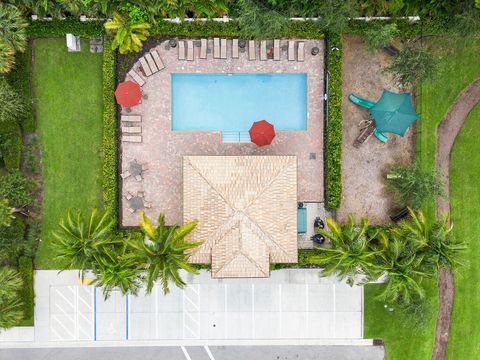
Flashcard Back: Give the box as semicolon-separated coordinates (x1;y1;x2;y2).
125;190;152;213
121;159;148;181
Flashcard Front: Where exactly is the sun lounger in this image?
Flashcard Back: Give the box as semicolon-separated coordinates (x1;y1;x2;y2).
150;49;165;70
121;115;141;122
260;40;267;60
200;38;207;59
144;53;158;73
297;41;305;61
273;39;280;61
187;40;194;61
232;39;239;58
213;38;220;58
127;69;145;86
220;39;227;59
122;135;142;143
288;41;295;61
139;57;152;76
121;126;142;133
178;41;186;60
248;40;256;60
120;170;131;179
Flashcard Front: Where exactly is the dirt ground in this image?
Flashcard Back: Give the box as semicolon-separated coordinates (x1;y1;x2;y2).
337;35;415;225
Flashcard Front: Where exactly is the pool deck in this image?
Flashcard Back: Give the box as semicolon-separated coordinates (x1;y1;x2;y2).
120;38;325;227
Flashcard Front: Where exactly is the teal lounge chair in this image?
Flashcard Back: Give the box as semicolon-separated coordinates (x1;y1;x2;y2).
349;93;376;109
373;128;389;143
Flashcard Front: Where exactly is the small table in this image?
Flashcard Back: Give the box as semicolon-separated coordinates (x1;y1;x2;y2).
128;196;144;211
129;161;143;177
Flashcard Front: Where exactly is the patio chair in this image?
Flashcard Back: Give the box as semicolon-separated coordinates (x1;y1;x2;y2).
141;163;149;171
260;40;267;60
200;38;207;59
248;40;256;60
213;38;220;58
121;126;141;134
373;128;389;143
151;49;165;70
178;41;186;60
297;41;305;61
232;39;239;58
144;53;159;73
139;57;152;76
125;192;133;200
137;191;145;198
127;207;135;214
120;170;131;179
135;174;142;181
220;39;227;59
121;135;142;143
273;39;280;61
127;69;145;86
144;201;152;209
187;40;194;61
121;115;142;122
288;41;295;61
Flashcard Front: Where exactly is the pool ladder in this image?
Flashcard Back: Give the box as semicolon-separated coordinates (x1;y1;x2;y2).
221;131;251;143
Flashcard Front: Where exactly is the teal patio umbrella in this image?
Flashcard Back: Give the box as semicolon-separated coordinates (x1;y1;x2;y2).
370;90;419;136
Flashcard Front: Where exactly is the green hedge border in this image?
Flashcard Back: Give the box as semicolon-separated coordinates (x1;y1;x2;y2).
18;256;34;325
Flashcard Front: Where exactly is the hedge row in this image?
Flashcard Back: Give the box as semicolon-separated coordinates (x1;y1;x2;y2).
0;122;22;171
18;256;34;324
27;18;104;37
324;33;343;209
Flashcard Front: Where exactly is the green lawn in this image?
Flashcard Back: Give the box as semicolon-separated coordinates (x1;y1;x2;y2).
447;104;480;358
33;38;103;269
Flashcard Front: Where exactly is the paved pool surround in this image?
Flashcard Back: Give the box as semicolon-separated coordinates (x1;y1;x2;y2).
120;38;325;227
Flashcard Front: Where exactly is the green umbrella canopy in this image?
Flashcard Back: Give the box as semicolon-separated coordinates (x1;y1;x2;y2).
370;90;419;136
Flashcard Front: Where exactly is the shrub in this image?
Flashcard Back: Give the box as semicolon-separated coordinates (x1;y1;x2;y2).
236;0;290;39
0;170;34;208
364;23;399;53
26;18;104;37
0;122;22;171
325;33;343;208
18;256;34;322
0;267;23;330
0;216;27;266
0;77;26;125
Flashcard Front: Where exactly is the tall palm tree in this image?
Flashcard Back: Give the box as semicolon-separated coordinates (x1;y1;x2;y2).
104;12;150;54
132;212;202;295
0;4;28;53
0;267;24;330
52;209;115;275
310;215;384;286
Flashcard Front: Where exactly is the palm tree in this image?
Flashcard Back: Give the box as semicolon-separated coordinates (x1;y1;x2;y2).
0;267;24;330
0;4;28;53
132;212;202;295
52;209;115;275
0;40;14;74
310;216;384;286
104;12;150;54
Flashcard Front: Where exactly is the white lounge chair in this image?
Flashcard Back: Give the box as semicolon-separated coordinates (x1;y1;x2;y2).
232;39;239;58
121;115;142;122
151;49;165;70
144;53;158;73
260;40;267;60
139;57;152;76
178;41;186;60
273;39;280;61
213;38;220;58
220;38;227;59
288;41;295;61
121;126;142;134
200;38;207;59
297;41;305;61
122;135;142;143
187;40;194;61
127;69;145;86
248;40;256;60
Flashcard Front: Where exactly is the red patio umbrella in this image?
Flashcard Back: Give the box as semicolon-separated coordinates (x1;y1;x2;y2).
115;81;142;108
249;120;275;146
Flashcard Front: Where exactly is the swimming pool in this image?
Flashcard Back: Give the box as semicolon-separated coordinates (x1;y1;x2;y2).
171;73;307;131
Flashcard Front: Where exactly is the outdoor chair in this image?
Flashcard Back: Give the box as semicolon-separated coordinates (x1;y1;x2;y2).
137;191;145;198
178;41;186;60
220;39;227;59
273;39;280;60
144;201;152;209
139;57;152;76
260;40;267;60
232;39;239;58
187;40;194;61
121;126;141;134
125;192;133;200
127;69;145;87
141;163;149;171
297;42;305;61
248;40;256;60
120;170;131;179
121;135;142;143
144;53;159;73
135;174;142;182
127;207;135;214
200;39;207;59
288;41;295;61
121;115;142;122
213;38;220;58
151;49;165;70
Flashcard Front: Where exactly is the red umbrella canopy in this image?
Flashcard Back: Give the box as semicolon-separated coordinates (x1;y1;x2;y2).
115;81;142;108
249;120;275;146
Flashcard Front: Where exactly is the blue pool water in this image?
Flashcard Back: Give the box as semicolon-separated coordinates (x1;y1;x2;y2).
171;73;307;131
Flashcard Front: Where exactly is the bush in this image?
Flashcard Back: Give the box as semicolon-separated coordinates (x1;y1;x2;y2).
0;77;26;126
0;122;22;171
0;267;24;330
18;256;34;322
325;33;343;208
27;18;104;37
0;216;27;266
364;23;399;53
236;0;290;39
0;171;34;208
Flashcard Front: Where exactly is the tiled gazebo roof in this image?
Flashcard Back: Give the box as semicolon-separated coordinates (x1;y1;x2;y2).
183;156;298;278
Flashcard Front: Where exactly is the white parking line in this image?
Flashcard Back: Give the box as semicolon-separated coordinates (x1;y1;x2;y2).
204;345;216;360
181;346;192;360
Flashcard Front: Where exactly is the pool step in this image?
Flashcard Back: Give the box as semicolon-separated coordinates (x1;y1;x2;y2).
222;131;251;143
